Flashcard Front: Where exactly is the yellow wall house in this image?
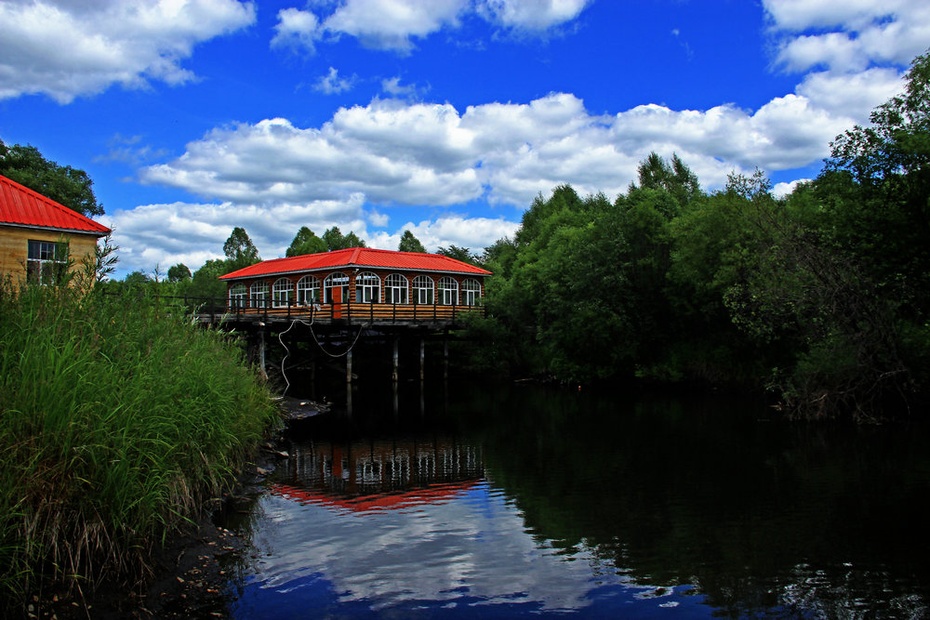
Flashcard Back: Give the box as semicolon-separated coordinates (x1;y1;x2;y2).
0;173;111;288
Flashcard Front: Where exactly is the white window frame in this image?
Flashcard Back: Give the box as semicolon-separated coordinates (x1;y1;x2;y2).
355;271;381;303
384;273;408;304
297;275;321;305
250;281;269;309
229;283;247;309
27;239;69;285
272;277;293;308
461;279;481;306
438;276;458;306
413;275;434;305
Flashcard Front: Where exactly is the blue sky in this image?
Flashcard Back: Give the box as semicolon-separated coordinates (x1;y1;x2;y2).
1;0;926;277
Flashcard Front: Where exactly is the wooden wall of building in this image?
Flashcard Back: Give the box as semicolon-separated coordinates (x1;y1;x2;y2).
0;225;101;286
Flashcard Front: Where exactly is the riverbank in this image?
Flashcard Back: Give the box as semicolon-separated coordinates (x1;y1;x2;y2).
19;397;328;619
0;284;282;616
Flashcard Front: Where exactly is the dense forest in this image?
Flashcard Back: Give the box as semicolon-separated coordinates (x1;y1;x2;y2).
472;50;930;422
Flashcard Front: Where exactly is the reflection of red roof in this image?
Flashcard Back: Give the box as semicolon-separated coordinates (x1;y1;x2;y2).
0;174;110;235
271;481;476;513
220;247;490;281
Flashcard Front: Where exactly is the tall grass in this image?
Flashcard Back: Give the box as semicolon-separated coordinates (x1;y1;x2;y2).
0;281;280;604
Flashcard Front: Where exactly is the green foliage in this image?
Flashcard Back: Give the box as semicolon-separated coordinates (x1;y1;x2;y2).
167;263;192;283
436;244;480;266
0;140;103;216
286;226;327;257
474;128;930;417
321;226;366;251
0;282;278;601
223;226;261;270
398;229;427;253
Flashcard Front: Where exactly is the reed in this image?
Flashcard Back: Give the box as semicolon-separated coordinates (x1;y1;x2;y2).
0;281;280;604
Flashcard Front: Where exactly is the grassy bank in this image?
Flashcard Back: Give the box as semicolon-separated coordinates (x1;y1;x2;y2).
0;282;279;607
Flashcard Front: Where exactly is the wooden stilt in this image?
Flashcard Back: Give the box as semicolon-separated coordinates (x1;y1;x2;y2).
392;337;399;383
346;347;353;385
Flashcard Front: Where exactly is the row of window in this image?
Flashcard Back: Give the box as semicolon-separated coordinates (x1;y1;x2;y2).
229;272;483;308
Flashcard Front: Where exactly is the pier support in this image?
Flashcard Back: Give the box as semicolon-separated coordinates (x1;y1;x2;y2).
346;347;353;385
392;337;400;383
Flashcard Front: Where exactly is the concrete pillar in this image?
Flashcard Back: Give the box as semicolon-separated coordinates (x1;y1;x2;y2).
392;337;400;383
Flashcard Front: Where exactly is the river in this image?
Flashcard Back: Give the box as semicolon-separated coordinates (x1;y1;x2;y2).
220;379;930;619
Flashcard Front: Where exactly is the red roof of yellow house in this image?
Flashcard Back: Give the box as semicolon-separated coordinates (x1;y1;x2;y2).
0;173;111;235
220;247;491;281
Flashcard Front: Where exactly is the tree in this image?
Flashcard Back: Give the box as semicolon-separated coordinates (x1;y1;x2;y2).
631;152;701;208
437;245;479;265
321;226;366;251
223;227;261;270
167;263;192;283
0;140;103;216
398;230;426;253
185;259;230;301
286;227;327;257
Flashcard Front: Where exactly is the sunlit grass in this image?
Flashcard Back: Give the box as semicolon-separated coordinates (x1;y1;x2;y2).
0;282;280;603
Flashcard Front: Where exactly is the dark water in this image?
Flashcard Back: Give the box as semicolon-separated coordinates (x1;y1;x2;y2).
225;380;930;619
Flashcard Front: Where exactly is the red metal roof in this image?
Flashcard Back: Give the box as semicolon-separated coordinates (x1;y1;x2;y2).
0;174;111;235
220;247;491;281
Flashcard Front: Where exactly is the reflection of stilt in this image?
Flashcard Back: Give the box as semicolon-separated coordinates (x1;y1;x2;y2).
392;337;399;383
419;338;425;382
420;380;425;418
443;335;449;382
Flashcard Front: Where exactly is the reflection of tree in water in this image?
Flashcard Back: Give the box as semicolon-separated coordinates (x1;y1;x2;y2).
469;385;930;618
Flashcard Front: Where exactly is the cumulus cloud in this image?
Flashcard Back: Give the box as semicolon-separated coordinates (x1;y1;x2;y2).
272;0;593;53
139;91;868;210
764;0;930;72
104;195;370;273
0;0;255;103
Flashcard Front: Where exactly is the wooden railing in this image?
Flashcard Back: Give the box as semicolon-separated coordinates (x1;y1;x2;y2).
212;299;485;325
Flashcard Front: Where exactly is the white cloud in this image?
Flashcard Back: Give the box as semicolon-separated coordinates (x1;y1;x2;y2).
271;0;593;54
322;0;467;53
0;0;256;103
271;7;322;52
140;90;869;214
764;0;930;72
475;0;593;32
315;67;355;94
104;195;369;274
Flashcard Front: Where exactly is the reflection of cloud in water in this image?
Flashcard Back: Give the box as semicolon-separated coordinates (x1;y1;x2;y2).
234;481;643;615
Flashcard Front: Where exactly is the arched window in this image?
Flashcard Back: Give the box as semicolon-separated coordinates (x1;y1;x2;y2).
355;271;380;303
461;279;481;306
413;275;434;305
323;272;349;303
438;276;458;306
384;273;408;304
229;283;247;309
250;281;269;309
297;275;321;305
272;278;293;308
